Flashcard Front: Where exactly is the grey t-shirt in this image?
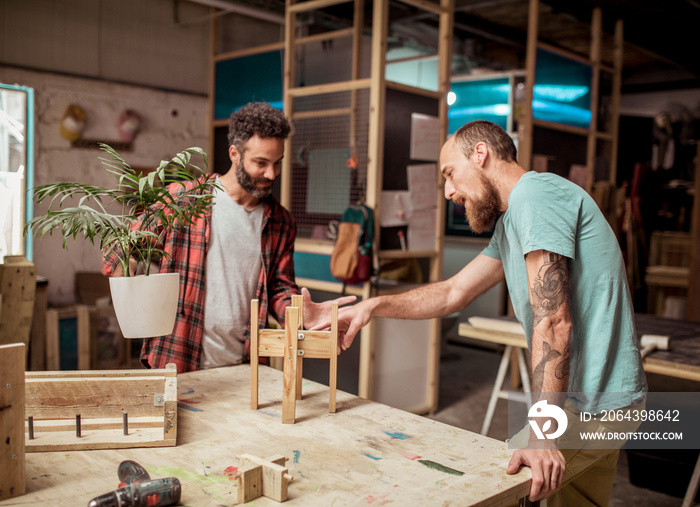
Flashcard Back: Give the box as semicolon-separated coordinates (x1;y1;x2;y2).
201;182;263;368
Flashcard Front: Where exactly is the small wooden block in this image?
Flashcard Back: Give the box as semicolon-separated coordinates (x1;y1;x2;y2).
238;454;293;502
236;463;263;504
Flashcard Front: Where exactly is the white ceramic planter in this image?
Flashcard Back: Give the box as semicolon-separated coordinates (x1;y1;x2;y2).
109;272;180;338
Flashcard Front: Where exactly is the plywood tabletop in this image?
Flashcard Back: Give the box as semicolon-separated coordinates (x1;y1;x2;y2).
2;365;532;506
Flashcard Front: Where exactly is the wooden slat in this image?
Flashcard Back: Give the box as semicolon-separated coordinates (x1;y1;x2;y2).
29;281;48;371
609;19;623;185
251;299;259;410
214;41;285;62
282;306;299;424
519;0;539;172
25;377;166;419
26;367;176;379
288;0;352;14
292;295;304;401
385;80;442;99
45;309;59;371
25;427;169;453
76;305;90;370
258;330;334;359
329;303;338;413
688;144;700;322
0;343;25;500
287;78;371;97
292;107;353;120
297;27;354;46
396;0;448;16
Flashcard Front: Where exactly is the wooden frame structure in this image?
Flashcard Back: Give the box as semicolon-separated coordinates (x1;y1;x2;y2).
24;364;177;452
250;295;338;424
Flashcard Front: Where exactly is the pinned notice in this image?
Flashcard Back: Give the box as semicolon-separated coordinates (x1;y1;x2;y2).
409;113;440;161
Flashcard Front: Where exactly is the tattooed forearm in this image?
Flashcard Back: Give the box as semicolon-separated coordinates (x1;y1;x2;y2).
531;341;561;393
555;343;570;381
530;253;569;328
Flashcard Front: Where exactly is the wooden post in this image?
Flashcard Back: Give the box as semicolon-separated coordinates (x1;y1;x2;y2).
518;0;539;172
291;294;304;400
0;343;25;500
0;256;36;367
329;302;338;413
686;144;700;322
282;306;299;424
250;299;259;409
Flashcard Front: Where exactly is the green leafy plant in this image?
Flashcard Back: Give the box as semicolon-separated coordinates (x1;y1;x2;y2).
25;143;220;276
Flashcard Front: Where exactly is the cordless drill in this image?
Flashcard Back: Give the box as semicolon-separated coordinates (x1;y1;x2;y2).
87;460;181;507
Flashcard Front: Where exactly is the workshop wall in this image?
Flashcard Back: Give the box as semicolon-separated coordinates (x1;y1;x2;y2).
0;66;208;305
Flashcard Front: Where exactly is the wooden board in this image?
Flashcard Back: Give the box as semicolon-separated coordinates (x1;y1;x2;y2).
0;257;36;360
0;343;25;500
24;364;177;452
2;365;532;506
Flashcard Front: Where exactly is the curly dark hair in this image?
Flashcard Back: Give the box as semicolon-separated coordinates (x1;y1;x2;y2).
227;102;291;153
453;120;517;163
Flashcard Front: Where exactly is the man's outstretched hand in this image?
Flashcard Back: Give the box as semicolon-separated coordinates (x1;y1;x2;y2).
301;287;357;337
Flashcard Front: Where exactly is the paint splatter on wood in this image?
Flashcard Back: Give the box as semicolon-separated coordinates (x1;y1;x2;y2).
418;460;464;476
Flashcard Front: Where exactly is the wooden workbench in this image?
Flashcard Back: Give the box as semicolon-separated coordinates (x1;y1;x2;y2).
2;365;532;506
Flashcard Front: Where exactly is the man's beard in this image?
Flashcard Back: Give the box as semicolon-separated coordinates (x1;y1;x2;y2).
458;175;501;234
236;158;274;199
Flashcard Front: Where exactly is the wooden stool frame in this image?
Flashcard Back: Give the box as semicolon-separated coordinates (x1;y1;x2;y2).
250;295;338;424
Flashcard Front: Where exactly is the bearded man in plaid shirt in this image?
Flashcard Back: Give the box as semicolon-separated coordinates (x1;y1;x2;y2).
103;102;354;373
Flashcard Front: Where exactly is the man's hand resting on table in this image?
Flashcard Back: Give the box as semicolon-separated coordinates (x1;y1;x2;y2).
507;446;566;502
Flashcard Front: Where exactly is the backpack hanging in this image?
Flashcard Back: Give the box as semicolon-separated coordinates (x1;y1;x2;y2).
330;203;377;286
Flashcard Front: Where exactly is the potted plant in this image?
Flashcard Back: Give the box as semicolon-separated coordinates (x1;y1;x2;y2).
25;143;220;338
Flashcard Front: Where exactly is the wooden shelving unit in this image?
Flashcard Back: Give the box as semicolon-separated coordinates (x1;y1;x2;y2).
279;0;453;414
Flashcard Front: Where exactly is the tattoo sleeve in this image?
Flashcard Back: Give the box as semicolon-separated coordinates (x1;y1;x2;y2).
530;253;569;328
528;252;572;395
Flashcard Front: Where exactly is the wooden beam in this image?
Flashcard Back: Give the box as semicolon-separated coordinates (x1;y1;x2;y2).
609;19;623;185
282;306;299;423
687;143;700;322
519;0;539;172
0;343;25;501
585;7;602;192
251;299;259;409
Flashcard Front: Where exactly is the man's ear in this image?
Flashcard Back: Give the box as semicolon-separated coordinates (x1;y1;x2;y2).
474;141;489;167
229;144;240;164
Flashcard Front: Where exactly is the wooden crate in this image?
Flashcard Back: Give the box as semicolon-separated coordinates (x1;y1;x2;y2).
0;256;36;359
24;364;177;452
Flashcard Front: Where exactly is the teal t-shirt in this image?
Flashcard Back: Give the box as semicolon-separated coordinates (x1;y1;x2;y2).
482;172;646;413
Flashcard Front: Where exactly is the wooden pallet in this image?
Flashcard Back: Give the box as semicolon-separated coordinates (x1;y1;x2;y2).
0;343;25;501
24;364;177;452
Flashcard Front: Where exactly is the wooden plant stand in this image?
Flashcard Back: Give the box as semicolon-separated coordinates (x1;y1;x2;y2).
250;295;338;424
236;454;294;503
24;364;177;452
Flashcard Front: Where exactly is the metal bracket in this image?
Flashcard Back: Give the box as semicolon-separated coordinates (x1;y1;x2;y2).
297;350;305;356
154;393;165;406
298;333;305;340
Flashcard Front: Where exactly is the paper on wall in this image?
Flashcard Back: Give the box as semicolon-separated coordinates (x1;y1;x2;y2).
407;163;437;212
407;208;436;251
409;113;440;161
380;191;411;227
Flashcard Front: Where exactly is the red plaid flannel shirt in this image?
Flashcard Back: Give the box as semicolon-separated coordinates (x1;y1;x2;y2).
102;176;299;373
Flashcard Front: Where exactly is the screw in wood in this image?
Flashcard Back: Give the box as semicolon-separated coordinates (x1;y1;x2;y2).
76;414;81;437
28;415;34;440
123;412;128;435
